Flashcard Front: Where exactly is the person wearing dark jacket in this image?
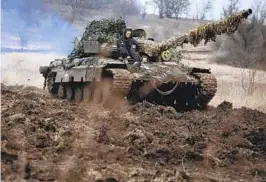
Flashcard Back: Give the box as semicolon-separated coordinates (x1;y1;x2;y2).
117;28;140;65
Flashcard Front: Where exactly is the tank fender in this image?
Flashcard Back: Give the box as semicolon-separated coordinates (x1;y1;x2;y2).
67;68;87;82
55;70;69;83
84;67;103;82
54;67;104;83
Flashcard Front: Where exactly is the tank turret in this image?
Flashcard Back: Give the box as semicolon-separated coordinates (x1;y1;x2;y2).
68;18;126;60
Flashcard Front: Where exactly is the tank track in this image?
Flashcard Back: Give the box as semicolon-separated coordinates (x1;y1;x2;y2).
46;72;53;92
106;68;134;95
46;72;58;95
44;68;217;111
192;72;217;108
126;70;217;111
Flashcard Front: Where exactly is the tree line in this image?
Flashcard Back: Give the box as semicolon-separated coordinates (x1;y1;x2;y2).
1;0;265;52
2;0;265;23
149;0;265;22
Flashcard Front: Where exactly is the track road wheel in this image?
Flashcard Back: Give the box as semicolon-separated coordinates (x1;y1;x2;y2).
92;81;103;104
74;87;83;102
66;85;73;101
101;78;113;104
92;79;113;105
46;72;57;95
57;84;66;99
83;83;92;102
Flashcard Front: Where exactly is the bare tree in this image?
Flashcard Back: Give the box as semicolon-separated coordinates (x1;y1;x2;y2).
145;0;162;15
163;0;174;18
222;0;240;17
171;0;191;19
48;0;117;22
229;33;261;95
77;0;113;9
111;0;142;19
152;0;190;19
141;1;148;20
152;0;165;18
194;0;213;20
239;51;259;95
251;0;266;24
61;0;84;23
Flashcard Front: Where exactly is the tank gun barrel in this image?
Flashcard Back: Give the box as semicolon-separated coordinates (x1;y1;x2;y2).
137;9;252;56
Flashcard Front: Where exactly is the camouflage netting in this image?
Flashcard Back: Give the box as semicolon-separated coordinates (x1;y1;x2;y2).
68;18;126;59
137;9;253;56
135;63;191;82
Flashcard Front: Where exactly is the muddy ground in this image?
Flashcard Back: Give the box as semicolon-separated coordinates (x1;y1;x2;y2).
1;84;266;182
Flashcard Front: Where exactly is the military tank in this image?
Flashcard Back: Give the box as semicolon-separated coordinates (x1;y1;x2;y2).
39;9;252;111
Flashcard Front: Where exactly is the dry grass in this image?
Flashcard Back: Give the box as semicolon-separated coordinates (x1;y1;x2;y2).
1;52;65;87
181;58;266;113
210;79;266;112
209;64;266;113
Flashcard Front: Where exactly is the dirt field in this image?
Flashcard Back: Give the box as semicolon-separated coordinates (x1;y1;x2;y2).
1;84;266;182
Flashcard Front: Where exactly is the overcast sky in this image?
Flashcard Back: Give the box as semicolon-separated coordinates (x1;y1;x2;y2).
139;0;255;20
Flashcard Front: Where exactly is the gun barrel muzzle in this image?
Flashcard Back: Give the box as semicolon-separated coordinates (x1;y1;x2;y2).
242;9;252;18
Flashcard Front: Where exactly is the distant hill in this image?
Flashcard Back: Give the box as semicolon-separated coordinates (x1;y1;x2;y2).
43;0;212;41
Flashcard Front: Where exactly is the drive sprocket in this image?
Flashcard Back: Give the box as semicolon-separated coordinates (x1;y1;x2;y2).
192;72;217;108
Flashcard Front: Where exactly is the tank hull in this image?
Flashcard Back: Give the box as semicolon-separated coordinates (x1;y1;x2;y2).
42;60;217;111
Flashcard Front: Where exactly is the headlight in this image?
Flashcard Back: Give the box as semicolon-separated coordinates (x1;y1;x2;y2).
39;66;50;75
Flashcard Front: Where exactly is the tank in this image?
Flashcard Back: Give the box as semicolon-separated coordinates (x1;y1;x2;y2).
39;9;252;111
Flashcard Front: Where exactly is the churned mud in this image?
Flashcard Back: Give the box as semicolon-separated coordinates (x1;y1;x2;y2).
1;84;266;182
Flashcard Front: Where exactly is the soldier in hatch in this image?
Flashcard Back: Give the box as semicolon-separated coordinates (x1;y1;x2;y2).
117;28;141;66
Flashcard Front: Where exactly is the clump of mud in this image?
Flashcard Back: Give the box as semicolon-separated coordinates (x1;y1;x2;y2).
1;84;266;181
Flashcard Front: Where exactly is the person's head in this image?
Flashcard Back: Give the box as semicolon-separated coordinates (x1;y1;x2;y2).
125;30;132;38
124;27;133;39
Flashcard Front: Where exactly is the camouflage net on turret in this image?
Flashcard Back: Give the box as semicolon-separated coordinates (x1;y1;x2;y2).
137;9;253;56
68;18;126;59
